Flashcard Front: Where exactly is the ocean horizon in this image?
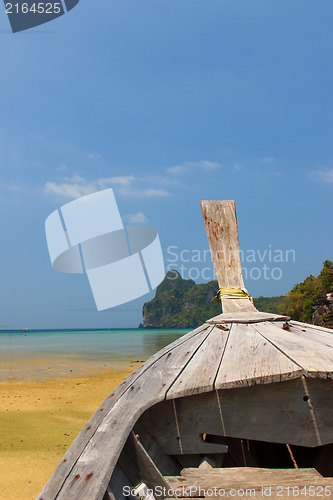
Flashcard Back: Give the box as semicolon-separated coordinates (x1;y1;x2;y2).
0;328;191;380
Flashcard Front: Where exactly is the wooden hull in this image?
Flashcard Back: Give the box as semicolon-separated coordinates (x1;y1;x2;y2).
38;200;333;499
37;319;333;500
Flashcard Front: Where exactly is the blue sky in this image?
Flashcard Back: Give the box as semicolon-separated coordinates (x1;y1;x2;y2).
0;0;332;329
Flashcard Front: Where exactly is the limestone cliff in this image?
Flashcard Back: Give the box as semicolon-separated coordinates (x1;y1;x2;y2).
141;270;220;328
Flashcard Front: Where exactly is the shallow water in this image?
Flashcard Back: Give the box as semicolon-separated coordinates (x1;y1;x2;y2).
0;328;190;365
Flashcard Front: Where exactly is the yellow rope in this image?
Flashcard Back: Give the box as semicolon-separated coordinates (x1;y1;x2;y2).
212;287;253;304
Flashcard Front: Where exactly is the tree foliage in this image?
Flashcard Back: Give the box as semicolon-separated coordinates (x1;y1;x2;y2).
278;260;333;325
142;271;221;328
142;270;285;328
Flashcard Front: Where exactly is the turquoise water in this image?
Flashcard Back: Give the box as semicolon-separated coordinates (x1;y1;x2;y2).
0;329;191;364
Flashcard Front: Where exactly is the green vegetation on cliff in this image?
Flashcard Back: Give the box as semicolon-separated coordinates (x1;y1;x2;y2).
254;296;285;314
142;270;220;328
142;261;333;328
278;260;333;327
141;270;284;328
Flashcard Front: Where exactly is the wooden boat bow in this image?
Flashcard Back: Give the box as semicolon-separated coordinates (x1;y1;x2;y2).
37;200;333;500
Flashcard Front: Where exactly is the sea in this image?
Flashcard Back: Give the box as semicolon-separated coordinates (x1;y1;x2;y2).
0;328;191;380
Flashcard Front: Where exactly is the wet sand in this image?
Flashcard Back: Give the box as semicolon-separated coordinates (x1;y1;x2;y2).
0;362;140;500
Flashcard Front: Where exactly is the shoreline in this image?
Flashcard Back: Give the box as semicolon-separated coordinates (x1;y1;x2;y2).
0;362;140;500
0;358;146;382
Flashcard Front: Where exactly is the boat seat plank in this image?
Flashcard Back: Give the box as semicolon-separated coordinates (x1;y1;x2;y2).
253;322;333;378
215;323;303;389
179;466;324;480
37;323;210;500
47;325;214;500
166;326;230;399
166;467;333;497
207;311;289;324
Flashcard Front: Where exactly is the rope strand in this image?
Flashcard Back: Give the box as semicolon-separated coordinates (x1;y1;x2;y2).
212;287;254;304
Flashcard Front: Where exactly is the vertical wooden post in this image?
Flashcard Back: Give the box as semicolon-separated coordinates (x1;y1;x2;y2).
200;200;257;313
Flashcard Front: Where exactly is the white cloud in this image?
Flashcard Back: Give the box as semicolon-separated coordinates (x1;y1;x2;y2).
167;160;222;175
166;165;189;174
144;174;183;187
143;188;171;197
56;163;68;171
8;184;22;192
234;163;242;171
65;174;85;183
87;153;102;160
314;168;333;184
98;175;135;187
114;185;171;198
43;175;136;200
123;211;148;224
43;174;171;200
44;181;96;199
260;157;275;163
186;160;222;170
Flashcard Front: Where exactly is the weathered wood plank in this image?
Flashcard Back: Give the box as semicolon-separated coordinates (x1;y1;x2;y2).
253;321;333;378
51;326;213;500
133;421;181;476
166;467;333;498
140;378;333;451
207;311;289;324
180;467;324;480
37;323;210;500
290;320;333;335
137;399;228;455
166;326;230;399
170;378;333;447
215;323;303;389
200;200;257;313
289;323;333;349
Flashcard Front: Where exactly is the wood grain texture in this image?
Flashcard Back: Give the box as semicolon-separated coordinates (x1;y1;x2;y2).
172;378;333;447
290;320;333;335
289;323;333;349
37;323;211;500
215;323;303;389
133;421;181;476
137;399;228;456
253;321;333;378
179;467;324;481
165;467;333;498
166;326;229;399
207;312;289;324
200;200;257;313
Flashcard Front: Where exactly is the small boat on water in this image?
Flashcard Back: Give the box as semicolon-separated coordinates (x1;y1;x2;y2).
38;200;333;500
22;328;29;332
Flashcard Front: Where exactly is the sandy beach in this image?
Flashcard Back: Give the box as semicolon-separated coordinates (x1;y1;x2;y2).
0;362;139;500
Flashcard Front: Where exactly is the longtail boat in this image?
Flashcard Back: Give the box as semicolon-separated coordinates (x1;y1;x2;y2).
38;200;333;500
